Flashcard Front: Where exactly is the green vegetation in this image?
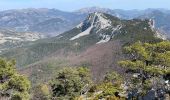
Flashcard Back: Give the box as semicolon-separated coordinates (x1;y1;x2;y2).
1;41;169;100
50;67;91;100
114;19;162;43
29;58;69;86
35;67;125;100
0;13;161;69
90;71;124;100
119;41;170;98
0;58;31;100
32;84;51;100
0;13;169;100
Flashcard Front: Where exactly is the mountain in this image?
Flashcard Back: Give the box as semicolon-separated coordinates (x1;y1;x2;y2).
29;18;71;36
75;7;170;19
0;7;170;38
75;7;146;19
0;12;162;85
58;12;162;43
0;8;85;36
138;10;170;38
75;7;170;38
75;7;118;15
75;7;128;19
0;8;86;51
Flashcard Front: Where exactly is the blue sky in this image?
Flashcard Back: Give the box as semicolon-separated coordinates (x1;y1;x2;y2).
0;0;170;11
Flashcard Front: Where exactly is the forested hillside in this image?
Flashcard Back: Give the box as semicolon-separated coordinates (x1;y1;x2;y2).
0;8;169;100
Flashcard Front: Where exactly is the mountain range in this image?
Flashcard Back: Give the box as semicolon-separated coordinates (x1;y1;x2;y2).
0;7;169;52
0;8;85;36
0;11;163;85
0;7;170;37
0;7;169;85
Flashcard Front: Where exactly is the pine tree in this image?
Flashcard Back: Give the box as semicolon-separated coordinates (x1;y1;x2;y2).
119;41;170;99
0;58;31;100
50;67;91;100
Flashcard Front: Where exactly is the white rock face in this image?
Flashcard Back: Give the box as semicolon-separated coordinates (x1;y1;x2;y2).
70;26;93;40
149;19;167;40
70;13;96;40
76;22;83;28
70;12;123;44
70;12;112;41
97;25;122;44
155;31;167;40
96;35;110;44
95;12;112;29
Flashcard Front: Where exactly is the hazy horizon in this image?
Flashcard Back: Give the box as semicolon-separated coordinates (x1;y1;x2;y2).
0;0;170;11
0;6;169;12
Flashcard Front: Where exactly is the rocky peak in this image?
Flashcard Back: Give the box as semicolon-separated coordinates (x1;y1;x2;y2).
78;12;112;31
71;12;122;42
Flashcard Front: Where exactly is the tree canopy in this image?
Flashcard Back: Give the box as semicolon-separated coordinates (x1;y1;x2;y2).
0;58;30;100
119;41;170;99
119;41;170;75
50;67;91;100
